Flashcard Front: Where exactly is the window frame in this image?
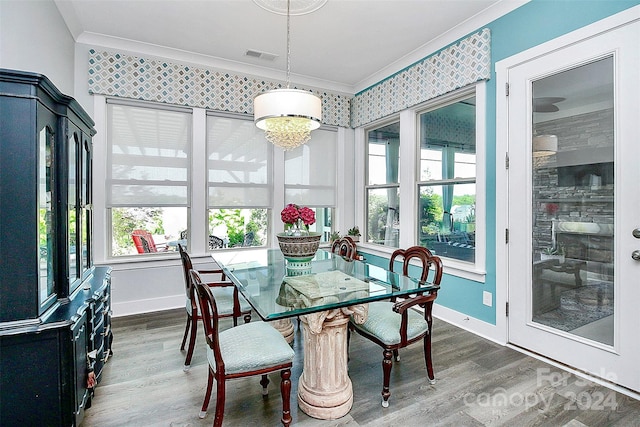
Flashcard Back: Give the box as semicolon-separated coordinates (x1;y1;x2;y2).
205;111;273;251
416;92;477;264
357;84;486;281
364;117;402;249
417;85;486;279
105;99;193;258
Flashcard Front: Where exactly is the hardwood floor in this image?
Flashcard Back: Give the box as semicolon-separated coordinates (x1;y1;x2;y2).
82;309;640;427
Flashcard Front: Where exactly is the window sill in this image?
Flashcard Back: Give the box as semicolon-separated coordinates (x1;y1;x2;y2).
357;243;486;283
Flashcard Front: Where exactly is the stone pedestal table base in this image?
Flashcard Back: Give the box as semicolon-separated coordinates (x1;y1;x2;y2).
297;305;367;419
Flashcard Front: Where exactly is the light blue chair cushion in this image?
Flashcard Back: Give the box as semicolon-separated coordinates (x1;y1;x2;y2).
209;321;294;375
187;287;251;316
352;301;428;346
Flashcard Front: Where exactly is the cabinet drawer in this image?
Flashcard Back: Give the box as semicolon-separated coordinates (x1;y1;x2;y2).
94;340;106;381
93;322;105;353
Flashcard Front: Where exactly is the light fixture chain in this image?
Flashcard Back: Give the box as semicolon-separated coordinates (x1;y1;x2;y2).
286;0;291;88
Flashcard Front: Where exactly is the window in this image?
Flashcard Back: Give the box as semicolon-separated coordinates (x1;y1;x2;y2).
106;101;191;256
365;120;400;248
206;114;270;250
284;128;337;241
418;95;476;263
101;100;343;259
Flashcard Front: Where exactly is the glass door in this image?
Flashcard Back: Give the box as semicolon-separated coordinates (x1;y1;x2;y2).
506;19;640;393
530;57;614;345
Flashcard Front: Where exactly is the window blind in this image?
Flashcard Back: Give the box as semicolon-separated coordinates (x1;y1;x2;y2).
107;102;191;207
284;128;337;207
206;115;271;207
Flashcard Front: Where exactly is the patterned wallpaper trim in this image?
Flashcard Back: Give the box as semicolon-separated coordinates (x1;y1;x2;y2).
87;49;352;128
351;29;491;128
87;29;490;129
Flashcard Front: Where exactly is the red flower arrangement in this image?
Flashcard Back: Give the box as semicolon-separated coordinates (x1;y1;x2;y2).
281;204;315;233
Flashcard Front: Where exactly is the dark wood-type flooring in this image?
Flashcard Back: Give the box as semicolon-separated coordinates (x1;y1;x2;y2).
82;309;640;426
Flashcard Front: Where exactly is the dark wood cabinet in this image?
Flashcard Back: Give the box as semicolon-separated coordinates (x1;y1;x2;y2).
0;69;112;426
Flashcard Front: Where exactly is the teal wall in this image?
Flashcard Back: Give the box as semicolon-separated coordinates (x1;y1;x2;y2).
364;0;640;325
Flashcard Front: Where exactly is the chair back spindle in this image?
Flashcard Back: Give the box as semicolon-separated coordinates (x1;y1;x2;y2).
331;236;358;261
389;246;442;286
191;270;224;367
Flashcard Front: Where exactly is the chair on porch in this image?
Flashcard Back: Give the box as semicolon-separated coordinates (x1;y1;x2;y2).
131;229;168;253
349;245;442;407
208;235;227;250
191;269;294;427
330;236;358;260
178;244;251;371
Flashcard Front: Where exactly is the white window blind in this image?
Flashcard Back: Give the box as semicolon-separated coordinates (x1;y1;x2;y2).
106;102;191;207
284;128;337;207
206;115;271;207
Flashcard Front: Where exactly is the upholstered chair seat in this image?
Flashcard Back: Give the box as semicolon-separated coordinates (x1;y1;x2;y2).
351;301;428;346
210;322;295;376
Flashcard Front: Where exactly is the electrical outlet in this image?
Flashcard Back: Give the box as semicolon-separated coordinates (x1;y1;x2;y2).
482;291;492;307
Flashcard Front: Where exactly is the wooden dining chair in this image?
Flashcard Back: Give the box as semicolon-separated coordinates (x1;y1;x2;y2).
349;246;442;407
330;236;358;260
191;270;295;427
178;244;251;371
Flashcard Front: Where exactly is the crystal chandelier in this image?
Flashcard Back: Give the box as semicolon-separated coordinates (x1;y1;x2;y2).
253;0;323;150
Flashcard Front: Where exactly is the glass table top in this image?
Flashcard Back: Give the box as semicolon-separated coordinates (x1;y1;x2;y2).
212;248;439;321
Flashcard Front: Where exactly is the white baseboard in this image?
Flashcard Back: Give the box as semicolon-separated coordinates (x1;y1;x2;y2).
433;303;506;346
112;294;183;318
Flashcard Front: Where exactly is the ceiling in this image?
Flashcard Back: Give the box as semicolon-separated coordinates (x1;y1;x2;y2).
53;0;523;94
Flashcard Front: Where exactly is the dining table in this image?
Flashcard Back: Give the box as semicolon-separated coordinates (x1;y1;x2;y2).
212;248;439;420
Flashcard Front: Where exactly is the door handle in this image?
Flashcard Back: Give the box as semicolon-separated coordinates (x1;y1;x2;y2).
633;250;640;261
633;228;640;239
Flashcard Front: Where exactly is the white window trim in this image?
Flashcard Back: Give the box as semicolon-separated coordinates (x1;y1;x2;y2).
355;83;486;282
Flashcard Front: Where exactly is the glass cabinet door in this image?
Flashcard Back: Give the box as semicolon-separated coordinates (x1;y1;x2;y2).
38;125;56;306
69;132;79;284
81;136;92;274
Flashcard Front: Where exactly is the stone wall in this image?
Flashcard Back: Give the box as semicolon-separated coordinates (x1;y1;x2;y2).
532;108;614;267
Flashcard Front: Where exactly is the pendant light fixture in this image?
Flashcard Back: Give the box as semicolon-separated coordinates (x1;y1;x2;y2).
532;134;558;157
253;0;323;150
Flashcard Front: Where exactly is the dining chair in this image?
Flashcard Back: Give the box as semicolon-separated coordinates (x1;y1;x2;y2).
330;236;358;260
208;235;226;249
178;244;251;371
131;229;168;253
191;270;295;427
349;246;442;407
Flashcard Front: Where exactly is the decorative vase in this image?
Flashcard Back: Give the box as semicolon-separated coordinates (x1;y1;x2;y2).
277;232;322;263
